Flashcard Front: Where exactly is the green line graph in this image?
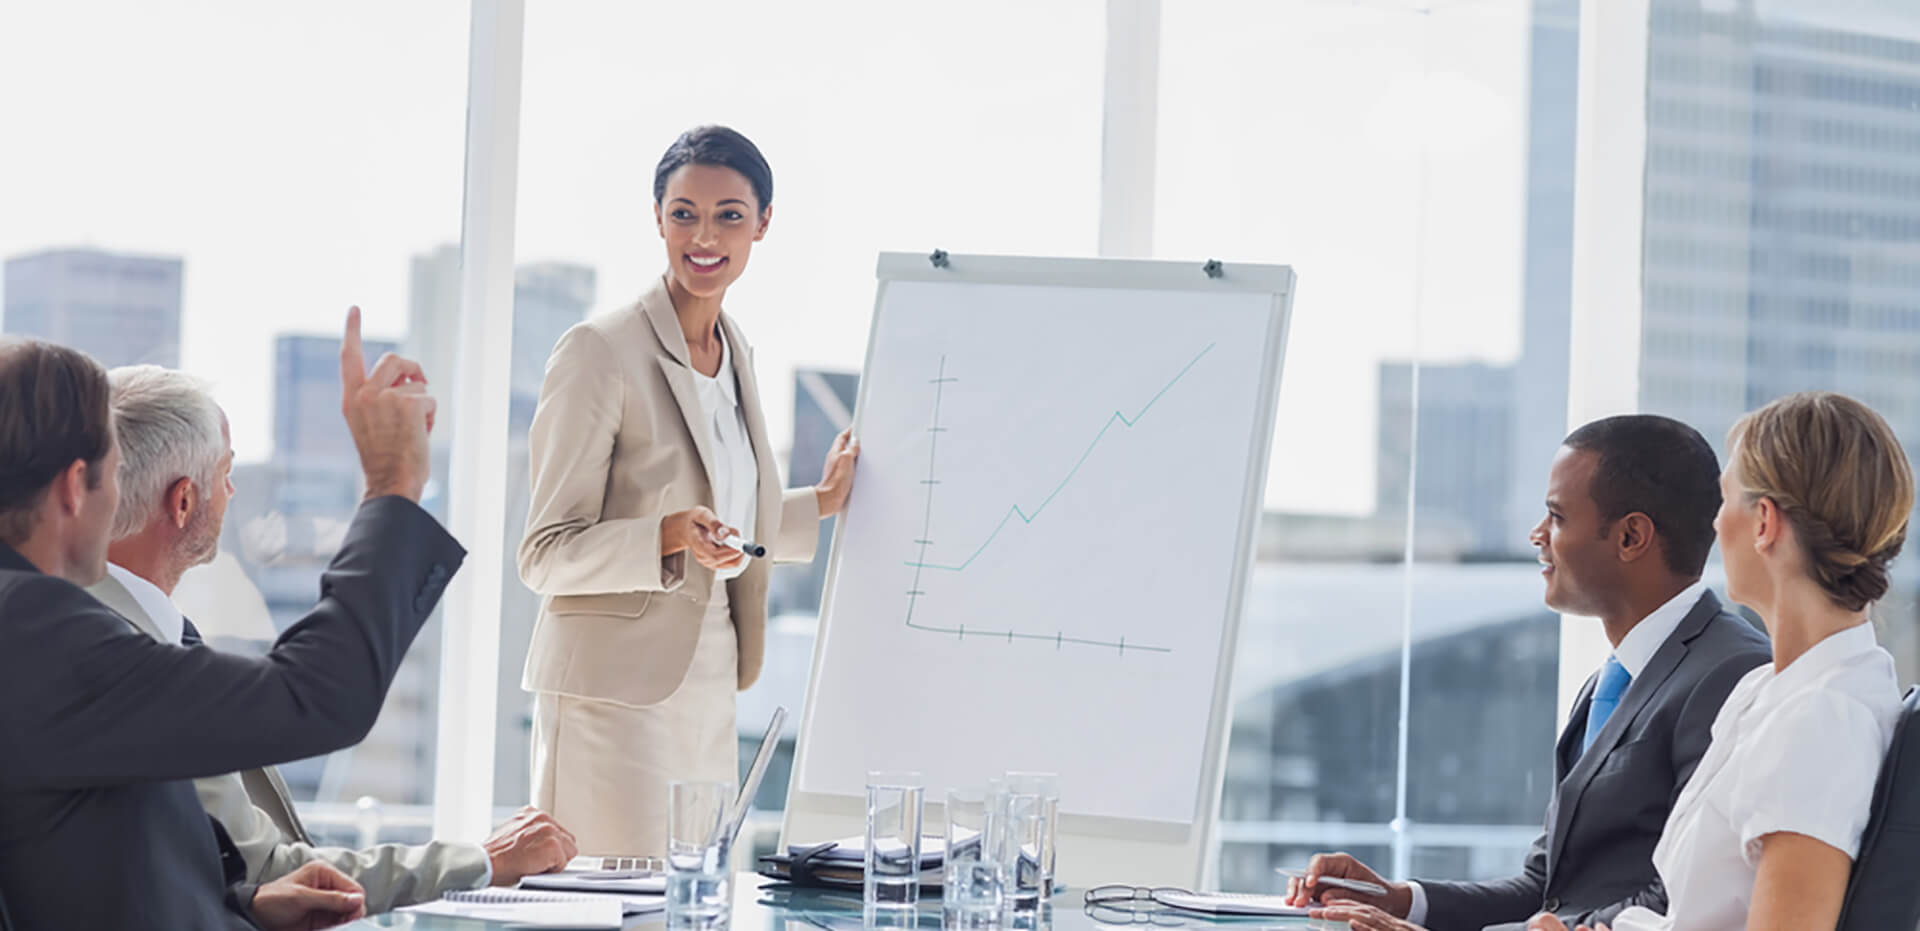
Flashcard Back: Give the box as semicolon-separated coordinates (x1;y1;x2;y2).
906;343;1214;572
898;344;1216;655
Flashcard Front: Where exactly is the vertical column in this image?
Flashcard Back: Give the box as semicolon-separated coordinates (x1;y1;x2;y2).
434;0;525;842
1099;0;1161;258
1560;0;1652;721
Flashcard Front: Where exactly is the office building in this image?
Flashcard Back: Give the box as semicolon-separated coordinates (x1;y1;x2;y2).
1375;361;1518;556
1376;0;1581;559
1638;1;1920;451
768;368;858;617
273;334;400;466
1635;1;1920;676
489;261;596;807
1506;0;1583;546
2;247;183;368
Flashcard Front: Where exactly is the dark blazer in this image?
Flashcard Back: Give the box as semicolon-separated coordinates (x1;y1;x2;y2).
0;495;463;930
1420;590;1771;931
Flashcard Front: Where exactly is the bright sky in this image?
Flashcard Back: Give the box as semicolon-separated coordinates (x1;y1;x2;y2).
0;0;1528;515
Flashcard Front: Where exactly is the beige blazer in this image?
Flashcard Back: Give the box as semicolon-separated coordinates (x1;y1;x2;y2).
85;572;490;912
519;274;819;709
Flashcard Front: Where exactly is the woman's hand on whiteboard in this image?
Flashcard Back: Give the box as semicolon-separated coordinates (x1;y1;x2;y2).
814;428;860;517
662;506;747;571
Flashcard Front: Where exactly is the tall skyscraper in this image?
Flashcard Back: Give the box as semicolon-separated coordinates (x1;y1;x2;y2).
769;369;858;617
273;334;400;465
253;333;418;803
509;263;597;430
1637;0;1920;453
1507;0;1582;545
1630;0;1920;679
489;260;596;807
2;247;183;368
1375;361;1516;555
404;247;596;439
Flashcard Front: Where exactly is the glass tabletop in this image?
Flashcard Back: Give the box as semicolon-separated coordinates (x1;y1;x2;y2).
356;877;1344;930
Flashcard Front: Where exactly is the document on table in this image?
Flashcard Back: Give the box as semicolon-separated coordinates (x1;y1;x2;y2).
399;889;630;927
1152;890;1312;917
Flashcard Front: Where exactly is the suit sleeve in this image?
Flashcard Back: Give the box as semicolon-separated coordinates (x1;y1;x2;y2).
1565;647;1768;930
0;495;464;789
199;769;489;913
517;324;687;596
773;487;820;565
259;838;491;913
1419;826;1551;929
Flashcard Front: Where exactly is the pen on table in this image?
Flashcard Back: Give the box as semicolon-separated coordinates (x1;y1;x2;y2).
1274;867;1389;897
720;533;766;558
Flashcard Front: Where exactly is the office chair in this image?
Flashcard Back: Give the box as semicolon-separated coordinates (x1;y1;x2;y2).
1836;685;1920;931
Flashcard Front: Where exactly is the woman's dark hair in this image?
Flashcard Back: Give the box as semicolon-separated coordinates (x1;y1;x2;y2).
652;125;773;210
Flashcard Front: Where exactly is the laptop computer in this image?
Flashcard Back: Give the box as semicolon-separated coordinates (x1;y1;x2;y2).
556;705;788;875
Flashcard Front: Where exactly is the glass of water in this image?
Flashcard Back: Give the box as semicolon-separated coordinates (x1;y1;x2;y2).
864;770;924;908
991;782;1047;912
1003;772;1059;897
666;780;732;928
942;788;1004;926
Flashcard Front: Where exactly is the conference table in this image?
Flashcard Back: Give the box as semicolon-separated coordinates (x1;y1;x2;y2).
359;875;1342;930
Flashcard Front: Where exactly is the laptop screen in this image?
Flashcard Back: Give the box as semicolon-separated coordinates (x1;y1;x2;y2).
725;706;786;848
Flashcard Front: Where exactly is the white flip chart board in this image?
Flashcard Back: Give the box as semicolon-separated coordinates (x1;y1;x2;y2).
782;253;1294;887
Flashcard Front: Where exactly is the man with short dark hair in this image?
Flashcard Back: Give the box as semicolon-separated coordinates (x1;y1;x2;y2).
1289;415;1773;931
0;311;461;931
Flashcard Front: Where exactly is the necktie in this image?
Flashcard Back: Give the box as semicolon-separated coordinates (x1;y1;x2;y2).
1581;656;1632;755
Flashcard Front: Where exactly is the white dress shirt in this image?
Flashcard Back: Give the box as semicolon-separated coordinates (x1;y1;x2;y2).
692;326;758;582
106;562;186;644
1609;621;1900;930
1614;581;1707;679
1405;583;1709;925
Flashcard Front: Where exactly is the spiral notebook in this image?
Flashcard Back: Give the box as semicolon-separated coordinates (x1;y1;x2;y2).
400;888;652;927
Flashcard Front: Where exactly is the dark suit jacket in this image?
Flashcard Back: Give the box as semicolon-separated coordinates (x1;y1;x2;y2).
1419;591;1771;931
0;495;463;930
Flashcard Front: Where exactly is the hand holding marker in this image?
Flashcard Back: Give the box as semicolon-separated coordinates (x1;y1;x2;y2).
721;533;766;559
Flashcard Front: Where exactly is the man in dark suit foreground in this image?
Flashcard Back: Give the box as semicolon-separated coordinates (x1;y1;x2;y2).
1287;416;1772;931
0;309;460;930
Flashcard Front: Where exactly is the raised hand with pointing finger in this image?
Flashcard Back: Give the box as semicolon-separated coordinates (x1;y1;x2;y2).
338;306;436;502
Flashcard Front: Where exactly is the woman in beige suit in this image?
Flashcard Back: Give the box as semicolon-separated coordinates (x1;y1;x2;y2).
518;125;857;856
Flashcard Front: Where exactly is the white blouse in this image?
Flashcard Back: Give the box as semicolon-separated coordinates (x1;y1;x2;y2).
691;325;758;582
1611;621;1901;931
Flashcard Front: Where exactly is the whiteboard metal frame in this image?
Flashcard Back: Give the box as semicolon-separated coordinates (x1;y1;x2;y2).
780;252;1295;889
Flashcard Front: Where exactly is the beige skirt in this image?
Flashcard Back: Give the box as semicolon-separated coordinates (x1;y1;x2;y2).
530;582;740;857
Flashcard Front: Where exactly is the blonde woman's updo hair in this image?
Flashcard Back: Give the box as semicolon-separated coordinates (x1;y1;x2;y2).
1728;392;1915;612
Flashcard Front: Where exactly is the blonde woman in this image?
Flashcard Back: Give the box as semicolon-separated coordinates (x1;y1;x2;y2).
518;126;857;856
1527;392;1910;930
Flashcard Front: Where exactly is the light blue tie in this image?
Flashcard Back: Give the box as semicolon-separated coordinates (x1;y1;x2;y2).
1581;657;1632;756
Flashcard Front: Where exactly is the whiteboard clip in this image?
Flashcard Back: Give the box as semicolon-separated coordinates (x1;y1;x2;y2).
1203;259;1224;279
929;249;951;269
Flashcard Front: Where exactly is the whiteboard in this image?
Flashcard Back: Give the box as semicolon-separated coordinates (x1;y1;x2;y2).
784;253;1293;885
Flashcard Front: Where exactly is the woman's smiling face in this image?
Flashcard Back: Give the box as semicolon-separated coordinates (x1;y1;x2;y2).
655;162;770;300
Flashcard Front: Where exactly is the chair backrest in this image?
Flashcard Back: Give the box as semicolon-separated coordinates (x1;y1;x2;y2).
1837;685;1920;931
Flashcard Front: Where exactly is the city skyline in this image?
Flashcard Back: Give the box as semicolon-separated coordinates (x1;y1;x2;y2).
0;0;1534;516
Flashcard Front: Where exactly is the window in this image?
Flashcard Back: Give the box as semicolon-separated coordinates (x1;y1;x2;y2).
1157;0;1559;888
496;0;1107;851
0;0;469;844
1636;0;1920;683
